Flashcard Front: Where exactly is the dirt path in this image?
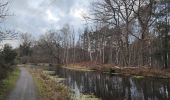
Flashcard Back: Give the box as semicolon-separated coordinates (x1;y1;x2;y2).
6;67;37;100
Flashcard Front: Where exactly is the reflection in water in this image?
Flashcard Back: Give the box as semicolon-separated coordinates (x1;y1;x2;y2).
55;67;170;100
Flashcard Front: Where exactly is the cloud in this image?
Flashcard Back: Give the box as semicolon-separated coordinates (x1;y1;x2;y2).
46;9;60;22
1;0;92;47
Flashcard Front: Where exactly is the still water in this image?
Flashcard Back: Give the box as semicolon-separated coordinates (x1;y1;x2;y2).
55;67;170;100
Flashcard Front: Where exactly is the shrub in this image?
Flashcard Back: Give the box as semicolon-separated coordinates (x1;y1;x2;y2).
0;44;17;80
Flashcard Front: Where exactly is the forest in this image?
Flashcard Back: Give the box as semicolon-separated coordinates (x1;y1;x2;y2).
18;0;170;69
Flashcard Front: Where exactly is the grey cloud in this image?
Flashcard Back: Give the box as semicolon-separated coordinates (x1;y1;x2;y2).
2;0;91;38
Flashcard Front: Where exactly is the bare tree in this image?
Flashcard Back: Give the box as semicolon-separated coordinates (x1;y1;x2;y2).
131;0;157;66
19;33;33;63
0;0;8;21
0;1;18;43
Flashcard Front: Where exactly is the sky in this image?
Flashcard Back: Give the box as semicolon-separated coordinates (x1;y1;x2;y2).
1;0;92;48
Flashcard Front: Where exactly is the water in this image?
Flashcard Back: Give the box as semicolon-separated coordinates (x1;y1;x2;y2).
55;67;170;100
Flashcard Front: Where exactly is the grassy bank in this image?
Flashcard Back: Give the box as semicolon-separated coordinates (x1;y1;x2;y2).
0;67;20;100
29;67;101;100
30;68;71;100
63;63;170;79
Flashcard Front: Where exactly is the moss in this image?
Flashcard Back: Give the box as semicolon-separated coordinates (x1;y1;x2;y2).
48;75;65;83
62;66;95;72
0;67;20;100
43;71;56;75
72;94;101;100
80;94;100;100
133;76;144;79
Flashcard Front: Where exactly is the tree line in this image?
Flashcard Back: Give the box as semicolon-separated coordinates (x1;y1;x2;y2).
19;0;170;69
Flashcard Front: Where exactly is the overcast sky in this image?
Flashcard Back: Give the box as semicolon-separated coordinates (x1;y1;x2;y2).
1;0;92;47
3;0;91;36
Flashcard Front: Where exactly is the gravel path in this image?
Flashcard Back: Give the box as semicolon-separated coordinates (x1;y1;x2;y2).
6;67;37;100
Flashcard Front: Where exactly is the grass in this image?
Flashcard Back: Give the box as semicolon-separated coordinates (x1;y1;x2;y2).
72;94;101;100
62;66;95;72
0;67;20;100
30;68;71;100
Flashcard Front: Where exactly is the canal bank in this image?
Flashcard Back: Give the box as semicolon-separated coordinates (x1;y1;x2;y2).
29;66;100;100
55;66;170;100
25;64;170;100
63;63;170;79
